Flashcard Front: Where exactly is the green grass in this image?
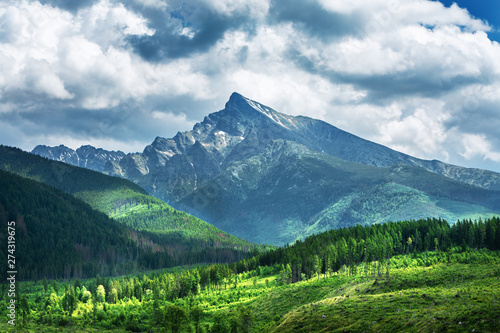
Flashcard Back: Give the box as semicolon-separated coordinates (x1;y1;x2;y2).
269;263;500;332
3;251;499;332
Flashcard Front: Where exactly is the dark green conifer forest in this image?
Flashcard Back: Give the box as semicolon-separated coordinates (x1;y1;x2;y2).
0;169;261;281
0;146;267;280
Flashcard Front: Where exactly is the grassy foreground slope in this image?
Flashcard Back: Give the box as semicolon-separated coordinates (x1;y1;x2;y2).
204;252;500;333
265;256;500;333
1;251;499;332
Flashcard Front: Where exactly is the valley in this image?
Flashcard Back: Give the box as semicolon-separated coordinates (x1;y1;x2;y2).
3;0;500;331
0;145;265;280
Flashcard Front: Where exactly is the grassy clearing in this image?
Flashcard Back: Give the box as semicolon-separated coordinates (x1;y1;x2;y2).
269;262;500;332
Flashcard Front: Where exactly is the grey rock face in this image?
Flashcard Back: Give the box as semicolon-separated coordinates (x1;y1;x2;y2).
32;145;80;165
32;144;125;172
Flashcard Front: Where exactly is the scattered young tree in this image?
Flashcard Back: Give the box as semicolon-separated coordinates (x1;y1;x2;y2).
211;312;230;333
18;294;30;326
96;285;106;303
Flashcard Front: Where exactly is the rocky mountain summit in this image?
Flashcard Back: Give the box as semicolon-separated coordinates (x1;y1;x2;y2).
32;93;500;244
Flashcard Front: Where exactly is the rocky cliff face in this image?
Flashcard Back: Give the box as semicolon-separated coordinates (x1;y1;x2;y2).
32;144;125;173
31;93;500;244
32;144;80;166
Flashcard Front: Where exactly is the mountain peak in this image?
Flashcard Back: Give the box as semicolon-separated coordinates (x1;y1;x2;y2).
225;92;285;121
226;92;266;113
229;91;245;101
225;92;251;111
32;144;73;154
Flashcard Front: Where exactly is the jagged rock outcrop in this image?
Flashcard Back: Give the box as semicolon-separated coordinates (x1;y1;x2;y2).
32;144;125;172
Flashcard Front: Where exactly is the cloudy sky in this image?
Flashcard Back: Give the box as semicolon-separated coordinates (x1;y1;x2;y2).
1;0;500;172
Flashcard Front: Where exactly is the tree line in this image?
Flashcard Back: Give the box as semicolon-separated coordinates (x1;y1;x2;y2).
232;217;500;282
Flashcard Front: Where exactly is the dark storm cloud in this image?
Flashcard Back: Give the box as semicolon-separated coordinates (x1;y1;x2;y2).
36;0;257;61
268;0;363;40
126;1;256;61
286;46;484;106
445;100;500;136
40;0;98;12
345;73;483;103
0;95;212;148
0;106;130;141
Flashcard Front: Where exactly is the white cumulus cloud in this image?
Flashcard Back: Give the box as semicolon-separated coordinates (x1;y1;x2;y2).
0;0;500;172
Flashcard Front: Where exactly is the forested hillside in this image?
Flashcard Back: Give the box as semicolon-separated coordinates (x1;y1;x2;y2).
0;169;263;281
253;217;500;279
0;169;139;280
0;146;266;269
0;145;148;197
0;146;267;280
1;217;499;332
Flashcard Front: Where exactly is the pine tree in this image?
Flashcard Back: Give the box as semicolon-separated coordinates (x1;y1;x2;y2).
164;305;187;333
18;294;30;326
190;305;204;333
238;305;253;333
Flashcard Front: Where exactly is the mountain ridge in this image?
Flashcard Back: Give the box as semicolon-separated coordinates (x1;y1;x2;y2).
32;144;126;172
30;93;500;244
32;93;500;192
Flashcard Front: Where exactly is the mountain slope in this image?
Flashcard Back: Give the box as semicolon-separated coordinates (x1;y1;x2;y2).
0;169;140;280
2;145;148;199
29;93;500;245
0;167;254;281
177;140;500;244
0;145;262;265
32;93;500;193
